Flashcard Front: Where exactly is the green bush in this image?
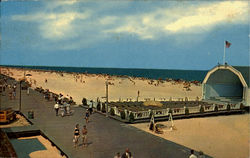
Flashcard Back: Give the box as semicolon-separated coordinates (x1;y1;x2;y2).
129;112;135;123
120;111;126;119
227;104;230;111
97;102;101;111
168;108;172;114
185;107;189;115
240;103;244;110
200;106;204;113
214;105;218;112
101;103;106;113
82;98;87;106
110;108;115;116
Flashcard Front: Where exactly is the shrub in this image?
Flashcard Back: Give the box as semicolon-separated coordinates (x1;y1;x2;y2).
240;103;244;110
168;108;173;114
101;103;106;113
129;112;135;123
120;111;126;119
110;108;115;116
227;104;231;111
82;98;87;106
185;107;189;115
200;106;204;113
214;105;218;112
97;102;101;111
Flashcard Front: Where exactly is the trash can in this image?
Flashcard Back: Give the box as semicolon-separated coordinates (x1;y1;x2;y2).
28;110;34;119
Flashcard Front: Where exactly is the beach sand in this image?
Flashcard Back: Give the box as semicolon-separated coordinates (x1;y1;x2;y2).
1;67;202;104
17;136;65;158
132;114;250;158
0;114;30;128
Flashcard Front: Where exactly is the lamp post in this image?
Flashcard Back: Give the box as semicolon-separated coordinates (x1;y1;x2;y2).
105;81;109;117
19;80;22;112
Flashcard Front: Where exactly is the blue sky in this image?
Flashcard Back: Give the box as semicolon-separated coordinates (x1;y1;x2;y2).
1;0;249;70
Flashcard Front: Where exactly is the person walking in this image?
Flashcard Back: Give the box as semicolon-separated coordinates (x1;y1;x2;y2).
27;87;30;95
189;149;198;158
82;125;88;148
73;124;80;148
85;110;90;123
121;148;133;158
54;102;59;116
114;152;121;158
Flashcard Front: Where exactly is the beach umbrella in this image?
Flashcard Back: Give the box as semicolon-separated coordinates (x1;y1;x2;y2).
25;74;32;76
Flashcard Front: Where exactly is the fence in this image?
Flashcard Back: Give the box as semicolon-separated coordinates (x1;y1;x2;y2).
88;100;244;122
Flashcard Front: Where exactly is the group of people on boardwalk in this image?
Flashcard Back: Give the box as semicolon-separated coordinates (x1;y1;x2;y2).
54;94;72;117
73;124;88;148
7;83;17;100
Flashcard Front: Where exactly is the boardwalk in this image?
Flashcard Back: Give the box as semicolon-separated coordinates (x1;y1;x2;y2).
1;82;208;158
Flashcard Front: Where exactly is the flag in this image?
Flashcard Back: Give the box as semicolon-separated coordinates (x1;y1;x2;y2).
225;41;231;48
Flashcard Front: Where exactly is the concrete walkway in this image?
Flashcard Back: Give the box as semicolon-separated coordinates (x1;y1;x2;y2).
1;82;209;158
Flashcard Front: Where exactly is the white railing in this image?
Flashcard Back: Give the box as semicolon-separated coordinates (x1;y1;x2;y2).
134;111;151;119
204;105;214;112
172;108;185;115
217;104;227;110
153;109;169;117
188;106;200;114
230;103;241;110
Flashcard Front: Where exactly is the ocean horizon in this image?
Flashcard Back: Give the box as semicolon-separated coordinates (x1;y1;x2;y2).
1;65;208;82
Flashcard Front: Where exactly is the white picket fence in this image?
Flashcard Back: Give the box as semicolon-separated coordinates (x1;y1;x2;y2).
86;100;243;121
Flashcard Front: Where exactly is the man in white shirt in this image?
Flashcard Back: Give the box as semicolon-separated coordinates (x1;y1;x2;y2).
189;149;198;158
54;102;59;116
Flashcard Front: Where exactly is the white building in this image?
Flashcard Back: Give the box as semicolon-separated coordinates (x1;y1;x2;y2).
202;64;249;106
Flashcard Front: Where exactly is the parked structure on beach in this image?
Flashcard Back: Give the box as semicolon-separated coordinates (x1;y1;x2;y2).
202;64;250;107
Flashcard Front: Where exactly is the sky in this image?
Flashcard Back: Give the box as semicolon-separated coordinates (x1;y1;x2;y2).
1;0;249;70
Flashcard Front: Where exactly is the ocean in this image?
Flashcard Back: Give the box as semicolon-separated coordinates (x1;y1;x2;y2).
2;65;208;82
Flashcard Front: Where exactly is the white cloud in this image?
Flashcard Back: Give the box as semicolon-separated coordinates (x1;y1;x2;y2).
105;1;248;39
165;1;248;33
10;1;248;50
13;12;91;40
99;16;118;25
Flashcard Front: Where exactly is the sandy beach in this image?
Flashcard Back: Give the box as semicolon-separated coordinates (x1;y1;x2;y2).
132;114;250;158
1;67;249;158
1;67;202;104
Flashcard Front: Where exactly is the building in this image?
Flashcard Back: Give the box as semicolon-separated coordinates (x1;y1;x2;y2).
202;64;249;106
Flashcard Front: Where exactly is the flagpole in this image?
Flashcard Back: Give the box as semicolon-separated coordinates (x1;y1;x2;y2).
223;41;226;65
